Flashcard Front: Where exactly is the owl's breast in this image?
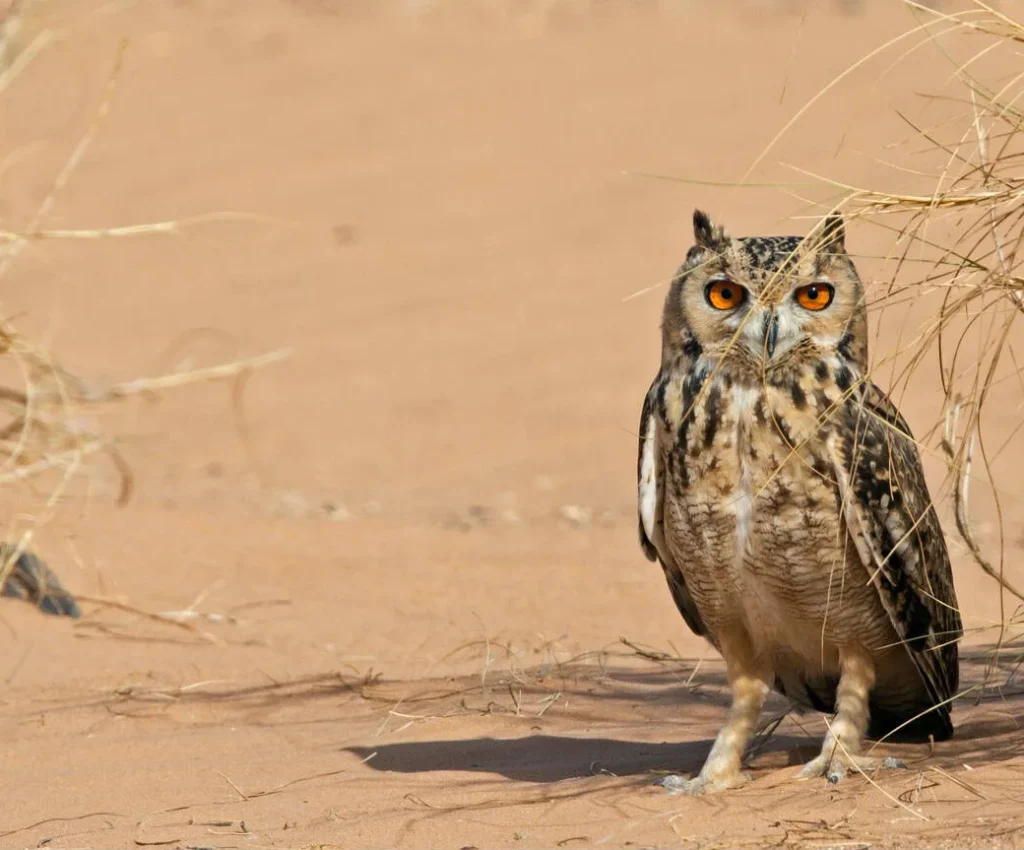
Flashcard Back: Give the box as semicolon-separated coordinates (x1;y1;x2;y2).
661;370;850;637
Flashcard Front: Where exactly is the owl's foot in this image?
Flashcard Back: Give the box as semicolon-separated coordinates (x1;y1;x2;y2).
797;750;906;784
0;547;80;617
656;771;750;796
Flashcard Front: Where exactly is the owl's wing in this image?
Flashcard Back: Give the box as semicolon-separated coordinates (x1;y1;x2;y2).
638;375;707;637
637;387;660;561
829;380;962;734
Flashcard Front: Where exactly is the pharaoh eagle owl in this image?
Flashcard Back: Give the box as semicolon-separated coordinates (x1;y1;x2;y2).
637;210;961;794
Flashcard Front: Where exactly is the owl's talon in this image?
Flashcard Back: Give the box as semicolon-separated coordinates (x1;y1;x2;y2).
799;749;905;783
656;774;692;794
656;772;747;796
797;754;829;780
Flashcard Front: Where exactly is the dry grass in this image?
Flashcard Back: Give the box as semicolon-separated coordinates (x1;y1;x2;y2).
0;3;288;595
827;1;1024;660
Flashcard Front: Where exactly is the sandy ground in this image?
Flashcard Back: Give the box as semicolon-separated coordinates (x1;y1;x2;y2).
2;1;1024;848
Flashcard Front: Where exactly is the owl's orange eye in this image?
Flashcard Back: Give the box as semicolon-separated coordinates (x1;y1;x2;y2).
705;280;747;311
794;282;835;312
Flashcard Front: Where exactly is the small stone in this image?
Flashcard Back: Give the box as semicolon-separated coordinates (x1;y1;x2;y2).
332;224;356;245
322;500;352;522
559;504;591;528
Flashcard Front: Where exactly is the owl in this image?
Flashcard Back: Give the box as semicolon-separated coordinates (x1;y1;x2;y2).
637;210;961;794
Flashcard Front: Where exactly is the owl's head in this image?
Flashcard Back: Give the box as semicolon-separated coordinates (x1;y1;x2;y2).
662;210;867;374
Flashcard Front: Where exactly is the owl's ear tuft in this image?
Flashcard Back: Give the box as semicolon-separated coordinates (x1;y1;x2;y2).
692;209;726;249
817;213;846;253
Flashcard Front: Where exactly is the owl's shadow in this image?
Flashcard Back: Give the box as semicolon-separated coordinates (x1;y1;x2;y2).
345;653;1023;783
347;708;1024;783
345;733;807;783
346;686;1024;783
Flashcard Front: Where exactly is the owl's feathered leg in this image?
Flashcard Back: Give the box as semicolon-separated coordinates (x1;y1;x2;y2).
797;646;905;783
660;631;769;795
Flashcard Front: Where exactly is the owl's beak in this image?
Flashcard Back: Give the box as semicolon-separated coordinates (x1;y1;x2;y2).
764;311;779;360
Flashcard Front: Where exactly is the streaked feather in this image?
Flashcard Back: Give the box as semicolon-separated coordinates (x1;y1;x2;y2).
829;380;962;738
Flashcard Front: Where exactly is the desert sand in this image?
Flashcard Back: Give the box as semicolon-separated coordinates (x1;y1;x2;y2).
1;1;1023;848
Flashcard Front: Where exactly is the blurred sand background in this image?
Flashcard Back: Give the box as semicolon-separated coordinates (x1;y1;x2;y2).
1;1;1023;848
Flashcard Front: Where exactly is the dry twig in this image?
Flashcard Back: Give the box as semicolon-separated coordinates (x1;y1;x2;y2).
0;31;290;598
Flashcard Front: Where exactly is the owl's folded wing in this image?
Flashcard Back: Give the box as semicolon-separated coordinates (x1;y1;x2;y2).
638;388;660;561
828;381;962;735
637;376;707;637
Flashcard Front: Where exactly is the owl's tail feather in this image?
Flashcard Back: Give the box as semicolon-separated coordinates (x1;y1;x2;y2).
777;674;955;743
867;701;954;743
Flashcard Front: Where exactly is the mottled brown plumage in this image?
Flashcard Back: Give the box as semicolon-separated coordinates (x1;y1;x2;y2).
637;210;961;794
